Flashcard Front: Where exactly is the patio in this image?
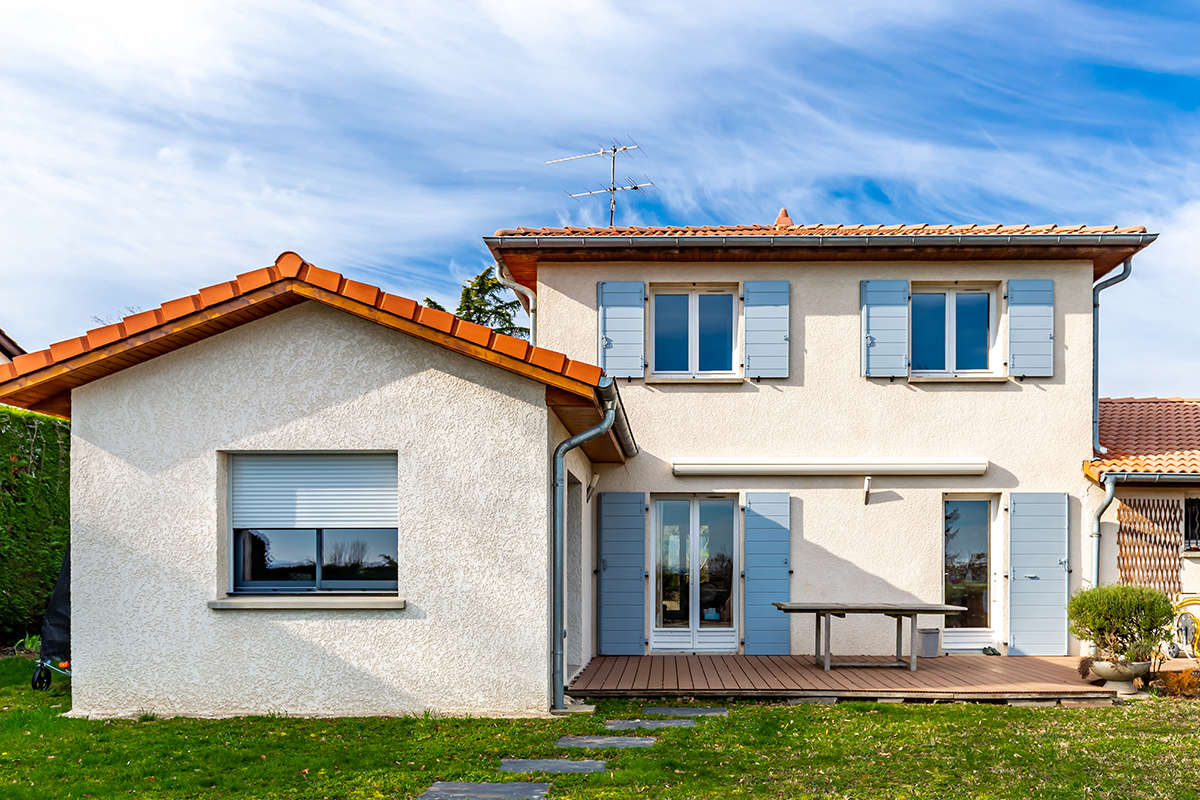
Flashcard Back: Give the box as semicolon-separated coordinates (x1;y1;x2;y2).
569;654;1133;702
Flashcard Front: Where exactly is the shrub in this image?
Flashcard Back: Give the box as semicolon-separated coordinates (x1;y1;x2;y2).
1067;584;1173;661
0;405;70;642
1162;669;1200;697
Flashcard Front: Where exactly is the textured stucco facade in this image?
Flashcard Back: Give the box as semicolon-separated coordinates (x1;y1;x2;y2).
538;258;1096;656
70;302;558;718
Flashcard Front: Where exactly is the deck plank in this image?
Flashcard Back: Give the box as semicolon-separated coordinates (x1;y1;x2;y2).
569;654;1113;700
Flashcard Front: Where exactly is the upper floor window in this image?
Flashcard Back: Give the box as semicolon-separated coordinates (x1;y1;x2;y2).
650;286;737;376
911;286;996;374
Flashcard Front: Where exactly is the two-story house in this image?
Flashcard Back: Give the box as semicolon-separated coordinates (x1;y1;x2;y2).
0;215;1157;718
486;213;1156;667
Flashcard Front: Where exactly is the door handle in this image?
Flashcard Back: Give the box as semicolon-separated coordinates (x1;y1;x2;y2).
1023;574;1039;579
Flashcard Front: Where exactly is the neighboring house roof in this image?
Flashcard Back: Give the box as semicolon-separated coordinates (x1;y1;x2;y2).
1085;397;1200;481
0;252;633;463
0;327;25;361
486;209;1157;294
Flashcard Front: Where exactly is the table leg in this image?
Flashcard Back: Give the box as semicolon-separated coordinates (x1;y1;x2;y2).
895;616;902;664
909;615;918;672
824;612;832;672
813;614;822;668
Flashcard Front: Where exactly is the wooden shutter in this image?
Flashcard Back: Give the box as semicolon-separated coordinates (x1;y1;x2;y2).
1008;280;1054;377
1008;492;1068;656
744;281;790;379
743;492;791;655
597;281;645;378
861;280;909;377
230;453;398;528
598;492;646;655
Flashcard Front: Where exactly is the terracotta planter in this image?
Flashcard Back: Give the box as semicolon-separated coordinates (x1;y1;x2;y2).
1090;660;1151;696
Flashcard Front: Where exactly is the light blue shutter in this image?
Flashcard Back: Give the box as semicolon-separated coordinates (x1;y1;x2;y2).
597;282;645;378
230;453;398;528
1008;280;1054;377
861;280;909;377
744;492;791;655
744;281;790;378
1008;492;1069;656
598;492;646;655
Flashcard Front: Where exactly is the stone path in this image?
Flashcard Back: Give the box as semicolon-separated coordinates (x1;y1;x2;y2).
555;735;655;748
604;719;696;730
419;781;549;799
501;758;608;773
642;706;728;716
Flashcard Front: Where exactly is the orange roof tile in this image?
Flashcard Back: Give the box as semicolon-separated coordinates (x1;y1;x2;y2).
493;221;1150;238
1086;397;1200;480
0;252;607;417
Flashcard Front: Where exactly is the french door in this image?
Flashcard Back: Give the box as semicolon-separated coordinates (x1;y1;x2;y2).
651;496;738;652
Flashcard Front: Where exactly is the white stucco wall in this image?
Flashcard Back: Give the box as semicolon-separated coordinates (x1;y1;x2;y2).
537;258;1095;656
70;302;555;718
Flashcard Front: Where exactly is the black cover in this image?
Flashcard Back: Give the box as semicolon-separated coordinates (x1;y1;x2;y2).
40;546;70;662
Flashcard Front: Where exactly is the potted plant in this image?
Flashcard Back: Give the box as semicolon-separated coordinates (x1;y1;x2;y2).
1067;584;1174;696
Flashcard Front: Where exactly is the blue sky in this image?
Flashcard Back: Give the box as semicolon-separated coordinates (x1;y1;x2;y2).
3;0;1200;396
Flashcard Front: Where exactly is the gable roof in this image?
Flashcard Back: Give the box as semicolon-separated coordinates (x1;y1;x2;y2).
0;327;24;361
486;210;1157;294
1085;397;1200;481
0;252;634;463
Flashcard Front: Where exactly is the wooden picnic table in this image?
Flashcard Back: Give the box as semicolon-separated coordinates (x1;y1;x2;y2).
773;602;967;672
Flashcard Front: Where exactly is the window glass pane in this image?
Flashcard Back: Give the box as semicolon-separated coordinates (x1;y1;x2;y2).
955;293;989;370
322;529;398;582
697;294;733;372
656;500;690;628
236;529;316;584
911;293;946;371
654;294;689;371
697;500;734;629
944;500;989;629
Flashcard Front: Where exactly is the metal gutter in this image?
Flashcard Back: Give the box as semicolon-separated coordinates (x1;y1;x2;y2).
493;261;537;346
549;377;637;712
485;233;1159;250
1096;472;1200;484
1091;258;1133;455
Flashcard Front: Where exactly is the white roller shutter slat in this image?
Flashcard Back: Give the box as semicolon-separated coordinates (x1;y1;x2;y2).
231;454;398;528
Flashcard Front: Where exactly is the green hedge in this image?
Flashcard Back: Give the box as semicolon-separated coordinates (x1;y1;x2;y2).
0;404;69;644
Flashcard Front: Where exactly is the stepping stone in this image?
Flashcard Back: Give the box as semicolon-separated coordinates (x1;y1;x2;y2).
419;782;548;800
555;735;654;748
788;697;835;705
642;706;727;716
501;759;607;773
604;719;696;730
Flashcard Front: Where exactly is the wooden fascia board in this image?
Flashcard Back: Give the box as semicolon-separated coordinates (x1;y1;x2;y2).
0;279;598;414
290;284;597;399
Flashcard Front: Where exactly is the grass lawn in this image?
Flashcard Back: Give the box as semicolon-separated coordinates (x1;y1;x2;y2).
2;657;1199;799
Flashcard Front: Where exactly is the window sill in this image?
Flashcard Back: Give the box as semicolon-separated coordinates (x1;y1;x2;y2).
645;376;745;384
908;375;1009;383
207;596;406;611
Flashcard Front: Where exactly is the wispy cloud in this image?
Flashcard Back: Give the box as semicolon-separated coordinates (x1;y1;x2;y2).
2;1;1200;395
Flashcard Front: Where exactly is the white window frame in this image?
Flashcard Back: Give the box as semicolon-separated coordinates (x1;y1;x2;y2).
649;494;740;653
910;283;1001;377
648;285;740;378
941;492;1002;652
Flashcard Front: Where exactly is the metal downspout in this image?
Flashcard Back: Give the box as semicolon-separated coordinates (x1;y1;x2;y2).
494;262;537;346
551;377;618;710
1090;473;1117;589
1092;258;1133;455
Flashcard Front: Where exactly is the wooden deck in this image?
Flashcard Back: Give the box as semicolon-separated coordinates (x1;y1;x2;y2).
569;654;1120;701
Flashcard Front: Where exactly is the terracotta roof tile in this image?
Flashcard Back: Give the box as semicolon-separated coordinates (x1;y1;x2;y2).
494;221;1150;238
0;251;606;414
1088;398;1200;478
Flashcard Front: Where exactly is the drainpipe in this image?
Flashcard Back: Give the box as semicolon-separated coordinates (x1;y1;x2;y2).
1092;258;1133;455
1090;473;1117;589
494;262;537;346
551;377;619;711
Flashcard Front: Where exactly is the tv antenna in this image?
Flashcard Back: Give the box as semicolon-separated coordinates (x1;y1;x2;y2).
546;139;654;226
